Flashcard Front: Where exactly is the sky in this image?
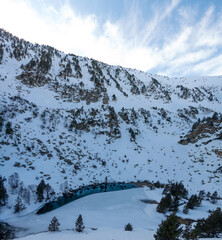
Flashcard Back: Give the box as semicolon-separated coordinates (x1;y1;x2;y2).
0;0;222;77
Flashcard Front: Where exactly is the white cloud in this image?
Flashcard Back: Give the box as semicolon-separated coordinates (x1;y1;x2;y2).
162;27;193;59
0;0;221;76
193;54;222;76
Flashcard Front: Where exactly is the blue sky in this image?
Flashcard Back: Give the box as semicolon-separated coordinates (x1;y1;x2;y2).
1;0;222;76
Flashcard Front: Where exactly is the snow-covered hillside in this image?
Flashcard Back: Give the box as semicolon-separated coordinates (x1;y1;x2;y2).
0;28;222;219
5;187;222;240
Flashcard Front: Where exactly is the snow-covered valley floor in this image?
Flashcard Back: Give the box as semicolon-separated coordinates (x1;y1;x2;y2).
3;187;222;240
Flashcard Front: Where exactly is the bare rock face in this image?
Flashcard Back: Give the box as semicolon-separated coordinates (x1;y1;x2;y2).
179;114;222;145
16;51;52;87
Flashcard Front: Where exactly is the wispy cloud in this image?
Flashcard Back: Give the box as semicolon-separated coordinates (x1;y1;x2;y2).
142;0;181;45
0;0;221;76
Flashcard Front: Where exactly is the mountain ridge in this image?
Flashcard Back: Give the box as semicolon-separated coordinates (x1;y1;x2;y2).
0;28;222;211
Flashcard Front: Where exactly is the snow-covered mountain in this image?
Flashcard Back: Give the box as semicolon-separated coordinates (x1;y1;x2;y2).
0;27;222;202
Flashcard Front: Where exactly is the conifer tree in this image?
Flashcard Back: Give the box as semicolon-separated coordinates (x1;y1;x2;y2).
154;212;182;240
210;191;219;204
124;223;133;231
22;188;31;205
14;196;25;213
156;193;172;213
186;194;201;210
8;173;19;193
0;175;8;207
169;196;179;212
182;223;197;240
206;191;211;200
198;190;205;201
48;216;60;232
162;182;188;199
194;207;222;238
45;183;53;200
104;176;108;192
75;214;85;232
36;179;46;202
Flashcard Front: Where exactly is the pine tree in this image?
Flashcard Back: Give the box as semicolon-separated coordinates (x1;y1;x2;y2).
169;196;179;212
154;213;182;240
104;176;108;192
186;194;200;209
206;191;211;200
156;193;172;213
194;207;222;238
8;173;19;193
162;182;188;199
182;223;197;240
48;216;60;232
45;183;53;201
183;223;192;240
22;188;30;205
0;175;8;207
36;179;46;202
212;112;218;121
210;191;219;204
112;94;117;101
75;214;85;232
198;190;205;201
0;116;3;131
124;223;133;231
154;181;161;188
14;196;25;213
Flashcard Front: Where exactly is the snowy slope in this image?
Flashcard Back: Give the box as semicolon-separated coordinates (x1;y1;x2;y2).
0;28;222;219
6;187;222;240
